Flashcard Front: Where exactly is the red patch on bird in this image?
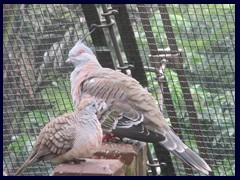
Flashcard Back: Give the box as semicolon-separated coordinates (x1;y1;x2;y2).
77;50;85;56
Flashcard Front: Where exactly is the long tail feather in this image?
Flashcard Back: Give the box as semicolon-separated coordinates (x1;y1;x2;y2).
15;155;36;176
160;131;212;175
170;147;211;175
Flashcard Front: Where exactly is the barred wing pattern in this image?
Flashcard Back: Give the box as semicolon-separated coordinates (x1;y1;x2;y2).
15;98;102;176
77;68;211;175
67;41;212;175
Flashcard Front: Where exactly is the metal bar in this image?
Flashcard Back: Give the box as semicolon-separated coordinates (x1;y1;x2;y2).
79;21;113;43
137;4;159;56
81;4;115;69
111;4;148;87
158;5;178;52
158;4;213;175
101;4;125;68
137;4;178;176
147;144;158;176
153;143;176;176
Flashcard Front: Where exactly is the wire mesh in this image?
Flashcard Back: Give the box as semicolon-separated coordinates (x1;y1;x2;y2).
3;4;235;176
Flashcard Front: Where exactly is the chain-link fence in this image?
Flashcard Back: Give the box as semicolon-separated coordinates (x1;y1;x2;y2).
3;4;235;176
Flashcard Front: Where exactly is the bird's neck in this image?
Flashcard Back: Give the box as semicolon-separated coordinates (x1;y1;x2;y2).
70;59;102;107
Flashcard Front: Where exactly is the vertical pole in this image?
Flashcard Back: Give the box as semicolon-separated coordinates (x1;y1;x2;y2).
158;5;213;175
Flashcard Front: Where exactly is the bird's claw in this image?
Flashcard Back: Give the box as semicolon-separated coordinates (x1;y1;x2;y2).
71;158;86;164
102;133;121;142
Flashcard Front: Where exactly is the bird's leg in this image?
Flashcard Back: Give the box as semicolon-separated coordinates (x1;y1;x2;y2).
102;133;116;141
102;133;121;142
72;158;86;164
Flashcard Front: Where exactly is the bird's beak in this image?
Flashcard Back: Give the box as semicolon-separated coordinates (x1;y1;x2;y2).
65;58;71;64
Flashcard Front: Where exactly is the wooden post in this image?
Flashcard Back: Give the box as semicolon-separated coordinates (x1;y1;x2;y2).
53;141;147;176
53;159;124;176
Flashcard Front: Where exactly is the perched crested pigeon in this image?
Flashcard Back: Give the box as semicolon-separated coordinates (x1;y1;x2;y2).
66;40;212;175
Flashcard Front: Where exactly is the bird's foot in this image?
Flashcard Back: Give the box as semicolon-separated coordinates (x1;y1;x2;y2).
71;158;86;164
102;133;121;142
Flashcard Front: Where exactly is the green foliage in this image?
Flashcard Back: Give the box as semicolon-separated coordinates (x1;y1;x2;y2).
8;78;73;158
41;79;73;114
145;72;159;99
140;5;235;175
6;4;234;176
214;160;235;176
8;135;35;156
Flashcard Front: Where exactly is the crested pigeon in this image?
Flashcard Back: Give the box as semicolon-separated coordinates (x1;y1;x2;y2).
66;40;212;175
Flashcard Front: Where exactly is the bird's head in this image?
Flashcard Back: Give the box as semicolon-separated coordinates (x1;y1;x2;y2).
77;97;99;113
66;40;96;67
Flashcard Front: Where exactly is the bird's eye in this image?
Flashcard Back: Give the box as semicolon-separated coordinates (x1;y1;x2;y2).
77;50;85;56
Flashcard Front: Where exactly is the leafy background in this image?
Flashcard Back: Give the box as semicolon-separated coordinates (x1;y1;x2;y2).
3;4;235;176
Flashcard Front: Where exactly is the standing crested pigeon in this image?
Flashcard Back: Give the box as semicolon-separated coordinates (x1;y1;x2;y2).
66;40;212;175
15;98;102;176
